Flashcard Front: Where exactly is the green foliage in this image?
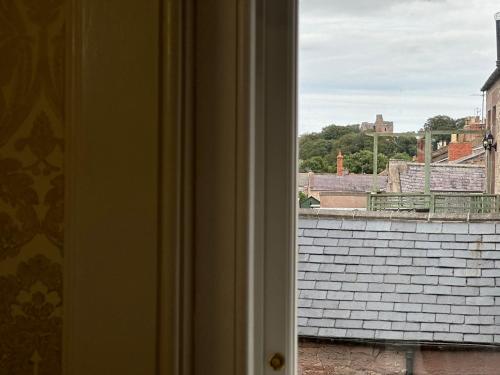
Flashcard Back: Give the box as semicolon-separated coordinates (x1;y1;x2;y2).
390;152;412;161
298;116;457;174
332;133;373;156
298;191;308;202
299;134;333;160
424;115;466;149
299;122;420;174
299;156;327;173
344;150;388;174
321;124;358;140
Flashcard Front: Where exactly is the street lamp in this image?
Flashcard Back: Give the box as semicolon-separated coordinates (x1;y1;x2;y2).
483;132;497;151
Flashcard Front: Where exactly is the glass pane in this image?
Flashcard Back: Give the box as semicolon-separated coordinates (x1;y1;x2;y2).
298;2;500;374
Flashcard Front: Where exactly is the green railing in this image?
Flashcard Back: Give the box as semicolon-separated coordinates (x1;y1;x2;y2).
367;193;500;214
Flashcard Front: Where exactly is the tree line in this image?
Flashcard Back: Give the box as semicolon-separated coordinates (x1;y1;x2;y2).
299;115;466;174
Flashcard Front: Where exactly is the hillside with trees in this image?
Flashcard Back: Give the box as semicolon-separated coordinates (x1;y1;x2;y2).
299;115;465;173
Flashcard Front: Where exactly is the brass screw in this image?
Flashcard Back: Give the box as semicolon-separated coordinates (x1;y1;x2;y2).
269;353;285;371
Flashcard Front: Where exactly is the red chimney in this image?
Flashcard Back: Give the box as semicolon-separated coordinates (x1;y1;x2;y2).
448;142;472;161
337;150;344;176
416;137;425;163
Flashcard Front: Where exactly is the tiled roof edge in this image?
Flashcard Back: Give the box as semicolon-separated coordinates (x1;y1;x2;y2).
298;208;500;222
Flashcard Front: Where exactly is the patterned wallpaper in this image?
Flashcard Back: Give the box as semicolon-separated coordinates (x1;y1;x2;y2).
0;1;65;374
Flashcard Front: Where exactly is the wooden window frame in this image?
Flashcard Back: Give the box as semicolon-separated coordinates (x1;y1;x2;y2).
65;1;297;374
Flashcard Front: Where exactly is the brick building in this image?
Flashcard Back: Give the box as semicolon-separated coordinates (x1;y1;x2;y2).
481;12;500;193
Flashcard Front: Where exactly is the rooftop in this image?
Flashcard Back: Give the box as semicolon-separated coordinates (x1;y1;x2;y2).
299;173;388;193
298;211;500;346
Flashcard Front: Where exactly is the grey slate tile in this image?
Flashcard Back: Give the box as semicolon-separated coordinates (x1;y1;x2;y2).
313;237;339;246
341;220;366;230
463;334;493;343
442;222;468;234
349;247;375;256
323;246;349;255
435;314;463;324
316;220;342;229
304;229;328;237
469;223;496;234
318;264;346;273
391;221;416;232
312;300;340;309
298;219;317;229
298;327;319;336
322;309;350;318
379;311;407;321
366;220;391;231
364;320;390;330
421;323;449;332
318;328;345;337
416;222;442;233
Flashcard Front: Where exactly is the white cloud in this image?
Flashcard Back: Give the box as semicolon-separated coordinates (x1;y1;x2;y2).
299;0;499;133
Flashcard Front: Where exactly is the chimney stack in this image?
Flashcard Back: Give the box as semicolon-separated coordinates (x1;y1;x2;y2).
416;137;425;163
496;12;500;66
337;150;344;176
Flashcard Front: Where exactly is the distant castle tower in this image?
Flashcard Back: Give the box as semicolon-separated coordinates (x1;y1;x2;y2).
360;114;394;133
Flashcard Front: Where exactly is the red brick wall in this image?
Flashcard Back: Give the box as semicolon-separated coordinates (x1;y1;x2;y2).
448;142;472;161
299;341;500;375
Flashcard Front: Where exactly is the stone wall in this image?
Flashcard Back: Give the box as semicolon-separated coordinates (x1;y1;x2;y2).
299;340;500;375
298;341;406;375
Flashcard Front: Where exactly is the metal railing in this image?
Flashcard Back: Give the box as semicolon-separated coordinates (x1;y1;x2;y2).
367;193;500;214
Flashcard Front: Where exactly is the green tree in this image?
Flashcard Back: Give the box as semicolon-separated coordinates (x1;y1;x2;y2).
393;135;417;156
320;124;358;140
424;115;466;149
344;150;388;174
332;133;373;156
298;134;332;160
299;156;327;173
390;152;412;161
298;191;308;202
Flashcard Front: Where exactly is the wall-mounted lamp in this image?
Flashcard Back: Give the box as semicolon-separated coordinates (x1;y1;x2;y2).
483;132;497;151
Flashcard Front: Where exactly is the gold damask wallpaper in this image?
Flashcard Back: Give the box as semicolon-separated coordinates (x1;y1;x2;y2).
0;1;65;374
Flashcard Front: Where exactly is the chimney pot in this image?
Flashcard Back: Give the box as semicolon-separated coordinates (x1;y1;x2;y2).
337;150;344;176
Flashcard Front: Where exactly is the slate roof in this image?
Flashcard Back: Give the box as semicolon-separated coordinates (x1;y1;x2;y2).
398;163;485;193
481;67;500;92
298;214;500;345
299;173;388;193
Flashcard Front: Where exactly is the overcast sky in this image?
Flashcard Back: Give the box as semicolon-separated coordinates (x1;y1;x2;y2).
299;0;500;134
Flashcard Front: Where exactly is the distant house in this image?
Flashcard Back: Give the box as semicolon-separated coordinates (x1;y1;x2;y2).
297;151;388;209
360;114;394;133
299;195;320;208
298;172;388;209
481;13;500;193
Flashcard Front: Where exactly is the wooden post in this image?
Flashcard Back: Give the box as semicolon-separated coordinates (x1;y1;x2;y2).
373;134;378;192
424;130;432;194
